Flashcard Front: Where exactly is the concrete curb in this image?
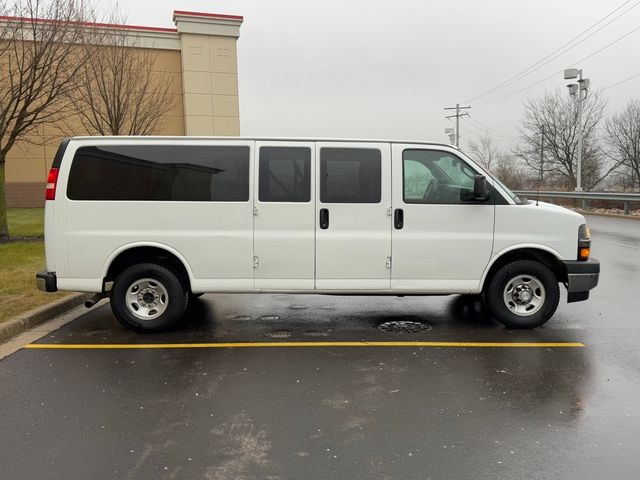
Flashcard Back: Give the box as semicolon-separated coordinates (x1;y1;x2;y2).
0;293;93;344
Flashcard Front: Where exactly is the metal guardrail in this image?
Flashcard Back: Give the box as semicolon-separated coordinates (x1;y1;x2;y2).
514;190;640;215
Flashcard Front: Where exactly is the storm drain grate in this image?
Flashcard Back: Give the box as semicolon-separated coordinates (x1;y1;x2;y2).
377;320;431;334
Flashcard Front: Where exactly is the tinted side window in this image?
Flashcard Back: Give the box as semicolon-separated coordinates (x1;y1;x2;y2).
320;148;381;203
259;147;311;202
67;145;250;201
403;149;478;205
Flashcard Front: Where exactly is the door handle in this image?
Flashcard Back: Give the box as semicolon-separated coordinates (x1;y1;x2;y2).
394;208;404;229
319;208;329;229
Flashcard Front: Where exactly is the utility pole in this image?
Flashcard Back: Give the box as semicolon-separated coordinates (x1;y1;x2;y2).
444;103;471;148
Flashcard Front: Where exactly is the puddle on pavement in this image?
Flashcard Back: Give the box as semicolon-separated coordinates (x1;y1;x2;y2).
265;330;292;339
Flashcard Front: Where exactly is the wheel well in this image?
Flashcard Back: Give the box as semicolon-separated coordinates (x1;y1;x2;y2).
482;248;567;291
106;247;191;291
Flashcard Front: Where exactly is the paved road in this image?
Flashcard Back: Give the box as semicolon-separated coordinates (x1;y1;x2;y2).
0;214;639;479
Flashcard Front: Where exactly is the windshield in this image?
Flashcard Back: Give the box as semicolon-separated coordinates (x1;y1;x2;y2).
491;175;527;204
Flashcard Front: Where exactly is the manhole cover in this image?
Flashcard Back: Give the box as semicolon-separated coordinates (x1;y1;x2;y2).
377;320;431;334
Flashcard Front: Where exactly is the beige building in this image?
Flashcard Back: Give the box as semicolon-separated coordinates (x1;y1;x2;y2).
5;10;243;207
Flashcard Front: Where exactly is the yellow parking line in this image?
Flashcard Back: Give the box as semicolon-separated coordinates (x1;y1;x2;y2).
24;341;585;349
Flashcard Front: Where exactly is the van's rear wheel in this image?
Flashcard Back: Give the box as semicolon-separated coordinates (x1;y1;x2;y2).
484;260;559;329
110;263;187;332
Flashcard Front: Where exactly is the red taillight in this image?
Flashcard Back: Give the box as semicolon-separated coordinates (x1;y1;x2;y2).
45;167;59;201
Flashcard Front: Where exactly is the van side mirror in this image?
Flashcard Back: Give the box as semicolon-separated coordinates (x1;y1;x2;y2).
460;175;490;202
473;175;490;200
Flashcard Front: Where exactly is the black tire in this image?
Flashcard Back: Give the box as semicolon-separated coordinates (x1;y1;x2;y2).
484;260;560;329
110;263;188;333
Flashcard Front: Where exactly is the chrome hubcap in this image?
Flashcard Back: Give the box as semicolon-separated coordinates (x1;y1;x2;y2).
125;278;169;320
503;274;545;316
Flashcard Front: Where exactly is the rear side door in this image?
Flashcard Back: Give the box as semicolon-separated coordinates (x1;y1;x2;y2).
315;142;392;290
254;141;315;290
391;144;494;292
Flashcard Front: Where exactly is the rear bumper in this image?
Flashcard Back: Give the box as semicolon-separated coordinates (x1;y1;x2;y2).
563;258;599;302
36;270;58;292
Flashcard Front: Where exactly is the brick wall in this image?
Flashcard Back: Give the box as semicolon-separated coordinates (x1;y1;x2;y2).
6;182;45;207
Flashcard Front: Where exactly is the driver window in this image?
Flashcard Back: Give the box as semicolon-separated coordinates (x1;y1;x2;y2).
403;149;477;204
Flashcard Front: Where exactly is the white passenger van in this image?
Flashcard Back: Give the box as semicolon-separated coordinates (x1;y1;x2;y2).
37;137;600;332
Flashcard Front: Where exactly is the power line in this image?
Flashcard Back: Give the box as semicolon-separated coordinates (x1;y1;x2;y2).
603;72;640;90
463;0;640;104
475;71;559;107
490;119;521;129
466;115;519;139
460;127;483;139
574;23;640;64
462;117;519;143
475;23;640;108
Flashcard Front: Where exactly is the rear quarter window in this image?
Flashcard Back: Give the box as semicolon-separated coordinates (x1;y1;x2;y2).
66;145;250;201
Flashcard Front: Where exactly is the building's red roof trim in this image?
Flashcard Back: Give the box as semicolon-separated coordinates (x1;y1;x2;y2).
173;10;244;21
0;15;178;33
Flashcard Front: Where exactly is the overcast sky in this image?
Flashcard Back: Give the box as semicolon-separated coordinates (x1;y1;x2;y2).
120;0;639;151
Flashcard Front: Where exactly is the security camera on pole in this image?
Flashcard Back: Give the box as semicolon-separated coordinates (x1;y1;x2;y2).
563;68;590;192
444;127;455;145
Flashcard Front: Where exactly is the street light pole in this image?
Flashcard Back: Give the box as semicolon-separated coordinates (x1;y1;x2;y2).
575;70;584;192
564;68;589;192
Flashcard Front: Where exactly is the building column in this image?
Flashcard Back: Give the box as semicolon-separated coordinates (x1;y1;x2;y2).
173;11;243;136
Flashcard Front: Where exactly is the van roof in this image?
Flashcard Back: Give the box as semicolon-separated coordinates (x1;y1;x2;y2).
67;136;457;149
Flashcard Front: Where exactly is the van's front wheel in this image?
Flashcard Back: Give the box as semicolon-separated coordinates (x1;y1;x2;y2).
110;263;187;332
484;260;560;329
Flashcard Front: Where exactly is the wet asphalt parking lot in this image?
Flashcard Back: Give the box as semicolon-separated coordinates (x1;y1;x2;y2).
1;214;640;479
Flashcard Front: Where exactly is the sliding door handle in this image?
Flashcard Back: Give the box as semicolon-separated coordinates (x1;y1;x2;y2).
319;208;329;229
394;208;404;229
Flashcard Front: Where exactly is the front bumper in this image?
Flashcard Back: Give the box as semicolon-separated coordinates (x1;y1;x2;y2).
563;258;600;302
36;270;58;292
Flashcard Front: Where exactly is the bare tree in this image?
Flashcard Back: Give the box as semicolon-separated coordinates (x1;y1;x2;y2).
0;0;91;239
71;11;177;136
467;135;499;171
514;89;610;191
466;136;530;189
604;100;640;191
493;153;531;190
